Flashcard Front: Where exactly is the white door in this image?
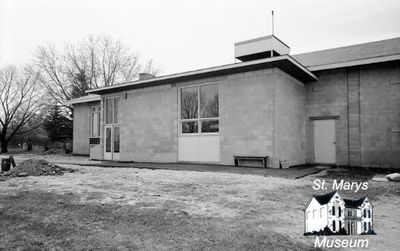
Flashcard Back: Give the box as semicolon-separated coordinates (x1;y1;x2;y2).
314;119;336;163
104;125;120;160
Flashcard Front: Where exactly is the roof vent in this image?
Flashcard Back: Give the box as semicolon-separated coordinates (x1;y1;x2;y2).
139;73;156;80
234;35;290;62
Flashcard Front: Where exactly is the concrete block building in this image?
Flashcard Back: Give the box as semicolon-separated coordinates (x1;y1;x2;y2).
69;36;400;168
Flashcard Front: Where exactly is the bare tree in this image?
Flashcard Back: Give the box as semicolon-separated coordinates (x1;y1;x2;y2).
34;35;159;107
0;65;44;153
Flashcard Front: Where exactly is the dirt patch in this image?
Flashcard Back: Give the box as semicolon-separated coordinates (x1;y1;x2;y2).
0;159;75;180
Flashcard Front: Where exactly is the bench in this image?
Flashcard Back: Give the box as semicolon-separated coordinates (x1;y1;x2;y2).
234;156;268;168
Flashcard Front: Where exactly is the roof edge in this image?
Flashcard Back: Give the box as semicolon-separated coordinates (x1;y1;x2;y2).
87;55;317;95
307;54;400;71
65;94;101;106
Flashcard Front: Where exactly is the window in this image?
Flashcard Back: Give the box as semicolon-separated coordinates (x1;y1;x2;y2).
339;221;341;230
364;222;367;232
348;210;352;217
364;209;366;218
332;206;335;216
338;206;341;217
368;210;371;218
368;222;371;231
113;127;120;153
90;106;101;143
332;220;336;232
105;127;112;153
180;84;219;134
105;97;120;124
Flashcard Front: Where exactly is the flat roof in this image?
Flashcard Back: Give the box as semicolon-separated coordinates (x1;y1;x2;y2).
65;94;101;105
87;55;317;95
234;34;291;49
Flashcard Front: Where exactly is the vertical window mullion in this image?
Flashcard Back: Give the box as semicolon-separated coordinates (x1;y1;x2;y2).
198;85;201;134
90;111;93;137
111;98;114;124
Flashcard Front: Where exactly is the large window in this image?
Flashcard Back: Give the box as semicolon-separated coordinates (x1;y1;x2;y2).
180;84;219;134
105;97;120;124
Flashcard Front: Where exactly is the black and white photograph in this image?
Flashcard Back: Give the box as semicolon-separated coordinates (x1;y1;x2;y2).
0;0;399;250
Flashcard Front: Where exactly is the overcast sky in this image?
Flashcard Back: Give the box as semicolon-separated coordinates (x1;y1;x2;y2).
1;0;399;75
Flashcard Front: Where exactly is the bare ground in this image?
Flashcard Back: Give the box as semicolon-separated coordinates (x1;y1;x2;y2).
0;155;399;250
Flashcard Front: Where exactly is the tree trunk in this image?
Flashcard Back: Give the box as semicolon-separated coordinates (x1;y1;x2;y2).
0;133;8;153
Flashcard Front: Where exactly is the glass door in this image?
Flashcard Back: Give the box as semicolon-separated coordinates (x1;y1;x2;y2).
104;125;120;160
103;97;120;160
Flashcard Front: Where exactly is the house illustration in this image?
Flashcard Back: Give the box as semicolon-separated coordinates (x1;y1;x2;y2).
304;191;374;235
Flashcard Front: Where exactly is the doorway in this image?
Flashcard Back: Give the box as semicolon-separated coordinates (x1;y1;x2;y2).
104;126;120;160
313;119;336;164
103;97;120;160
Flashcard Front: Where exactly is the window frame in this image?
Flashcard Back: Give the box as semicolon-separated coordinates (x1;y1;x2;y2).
178;82;220;136
104;96;121;125
90;106;101;138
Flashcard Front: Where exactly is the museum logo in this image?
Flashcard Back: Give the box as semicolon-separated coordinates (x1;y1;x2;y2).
304;190;376;248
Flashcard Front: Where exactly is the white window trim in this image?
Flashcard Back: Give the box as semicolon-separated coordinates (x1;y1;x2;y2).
90;106;101;138
178;82;220;136
104;96;121;125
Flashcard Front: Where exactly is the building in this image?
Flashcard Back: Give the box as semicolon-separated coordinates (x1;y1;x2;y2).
68;35;400;168
304;191;373;235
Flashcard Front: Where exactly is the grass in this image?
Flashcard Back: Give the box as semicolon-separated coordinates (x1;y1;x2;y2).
0;191;315;250
0;157;399;250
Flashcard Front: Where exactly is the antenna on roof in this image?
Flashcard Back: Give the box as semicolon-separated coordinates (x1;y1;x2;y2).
271;10;275;57
271;10;275;36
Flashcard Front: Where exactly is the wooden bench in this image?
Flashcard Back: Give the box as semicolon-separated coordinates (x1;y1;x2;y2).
234;156;268;168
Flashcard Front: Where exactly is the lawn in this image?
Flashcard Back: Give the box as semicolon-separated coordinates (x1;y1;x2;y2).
0;156;399;250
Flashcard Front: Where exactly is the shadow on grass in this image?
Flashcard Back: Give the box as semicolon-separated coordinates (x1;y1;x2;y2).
0;191;317;250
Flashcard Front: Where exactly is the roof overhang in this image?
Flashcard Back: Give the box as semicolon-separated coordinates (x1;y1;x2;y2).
307;54;400;71
65;94;101;106
87;55;317;95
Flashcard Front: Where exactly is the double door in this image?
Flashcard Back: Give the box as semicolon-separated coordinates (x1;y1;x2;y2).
104;125;120;160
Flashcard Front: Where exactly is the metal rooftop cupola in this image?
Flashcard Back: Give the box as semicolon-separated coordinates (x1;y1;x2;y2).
234;35;290;62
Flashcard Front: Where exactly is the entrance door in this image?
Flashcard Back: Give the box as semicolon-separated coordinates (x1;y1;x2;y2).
314;119;336;164
104;125;120;160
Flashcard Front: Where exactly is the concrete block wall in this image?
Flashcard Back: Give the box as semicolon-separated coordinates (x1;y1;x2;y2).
359;63;400;168
72;103;91;155
219;69;276;166
306;62;400;168
118;85;178;163
274;70;306;167
306;68;349;165
347;69;362;166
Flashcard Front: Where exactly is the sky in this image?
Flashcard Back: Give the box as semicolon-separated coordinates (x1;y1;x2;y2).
0;0;399;75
